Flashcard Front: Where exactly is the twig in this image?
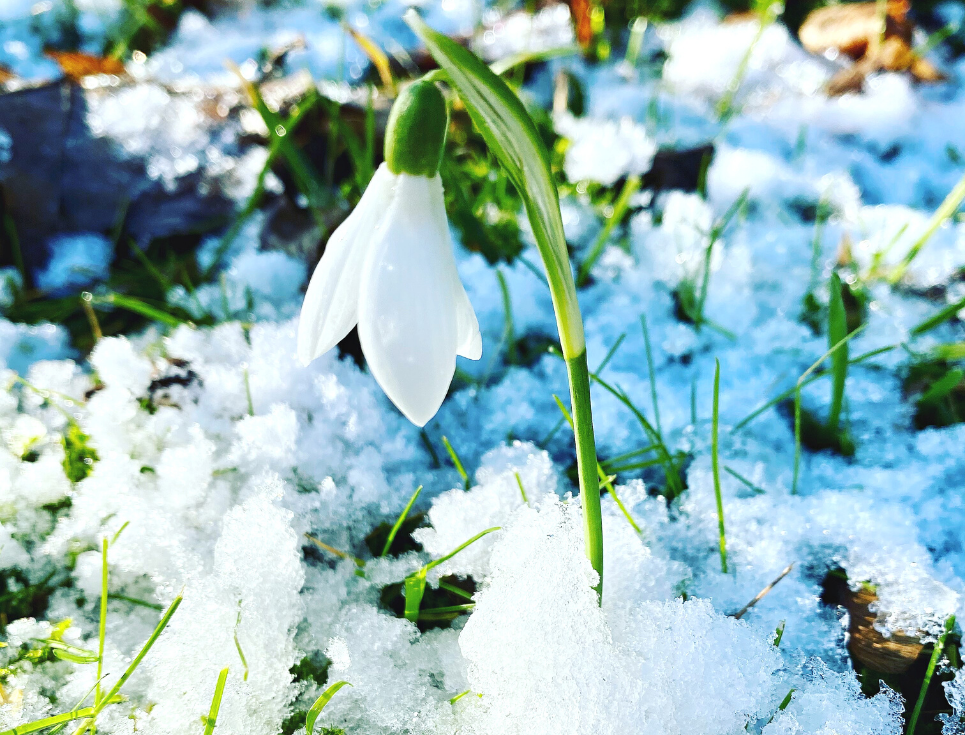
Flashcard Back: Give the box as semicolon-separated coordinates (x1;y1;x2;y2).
732;563;795;619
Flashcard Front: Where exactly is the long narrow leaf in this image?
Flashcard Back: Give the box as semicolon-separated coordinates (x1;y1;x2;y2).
826;272;848;432
306;680;352;735
405;11;584;359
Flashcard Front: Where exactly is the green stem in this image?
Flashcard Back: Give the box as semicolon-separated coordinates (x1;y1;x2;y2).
95;538;108;709
907;616;956;735
567;352;603;598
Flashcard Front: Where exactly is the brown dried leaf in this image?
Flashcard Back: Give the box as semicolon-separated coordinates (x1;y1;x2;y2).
799;1;912;60
910;56;947;83
0;64;15;85
844;586;924;674
45;51;126;82
827;64;869;96
569;0;593;49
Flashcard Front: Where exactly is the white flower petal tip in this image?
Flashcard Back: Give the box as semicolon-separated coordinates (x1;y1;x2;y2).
358;174;468;427
296;165;396;366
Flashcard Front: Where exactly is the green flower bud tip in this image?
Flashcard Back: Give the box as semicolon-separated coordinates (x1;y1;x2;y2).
384;80;449;178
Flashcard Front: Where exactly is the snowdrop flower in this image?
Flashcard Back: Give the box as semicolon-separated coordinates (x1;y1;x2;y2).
298;80;481;426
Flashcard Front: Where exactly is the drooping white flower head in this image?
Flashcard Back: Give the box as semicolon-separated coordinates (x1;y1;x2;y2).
297;80;481;427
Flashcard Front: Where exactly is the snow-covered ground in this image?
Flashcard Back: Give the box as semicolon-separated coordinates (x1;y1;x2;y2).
3;1;965;734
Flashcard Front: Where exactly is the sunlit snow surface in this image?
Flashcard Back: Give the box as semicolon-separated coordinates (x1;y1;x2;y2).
3;2;965;734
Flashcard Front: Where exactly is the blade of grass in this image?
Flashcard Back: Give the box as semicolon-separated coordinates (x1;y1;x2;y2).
711;359;727;573
418;603;475;620
580;367;683;498
911;293;965;336
233;607;249;682
381;485;423;557
441;436;470;490
438;580;474;600
733;342;896;432
596;333;626;374
826;272;848;433
907;616;956;735
304;534;365;568
919;368;964;405
724;465;765;494
80;292;103;342
496;269;517;365
0;702;119;735
404;527;500;622
793;324;868;494
577;174;640;287
694;190;749;329
306;680;352;735
90;293;187;328
890;171;965;284
640;315;661;435
514;472;528;505
716;0;781;124
230;65;328;225
202;668;229;735
774;620;786;647
343;24;395;93
95;538;108;709
74;594;182;732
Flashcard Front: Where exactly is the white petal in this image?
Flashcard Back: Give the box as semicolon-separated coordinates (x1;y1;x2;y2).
425;175;482;361
296;165;396;365
358;174;462;426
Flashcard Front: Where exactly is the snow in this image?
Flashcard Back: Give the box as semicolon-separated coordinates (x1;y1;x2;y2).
3;0;965;734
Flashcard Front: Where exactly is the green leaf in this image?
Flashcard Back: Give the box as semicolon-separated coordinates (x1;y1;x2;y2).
403;568;428;624
405;10;584;359
306;680;352;735
826;272;849;433
919;368;964;405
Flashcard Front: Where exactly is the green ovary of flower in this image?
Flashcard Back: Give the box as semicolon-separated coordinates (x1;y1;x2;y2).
384;80;449;178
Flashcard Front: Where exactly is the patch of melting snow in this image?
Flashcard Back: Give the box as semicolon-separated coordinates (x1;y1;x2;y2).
3;2;965;734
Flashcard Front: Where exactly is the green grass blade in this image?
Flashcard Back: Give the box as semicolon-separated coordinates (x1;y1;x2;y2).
596;333;626;374
826;272;849;433
0;706;104;735
202;668;229;735
381;485;423;557
732;341;895;433
514;472;528;504
723;465;765;494
890;172;965;284
711;359;728;574
441;436;470;490
774;620;786;647
919;368;964;405
403;569;428;623
94;595;182;712
694;189;749;328
96;538;108;706
640;315;661;435
425;527;500;572
577;174;640;287
911;294;965;336
792;324;868;494
306;680;352;735
90;293;186;328
496;269;517;364
404;528;500;622
907;616;956;735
